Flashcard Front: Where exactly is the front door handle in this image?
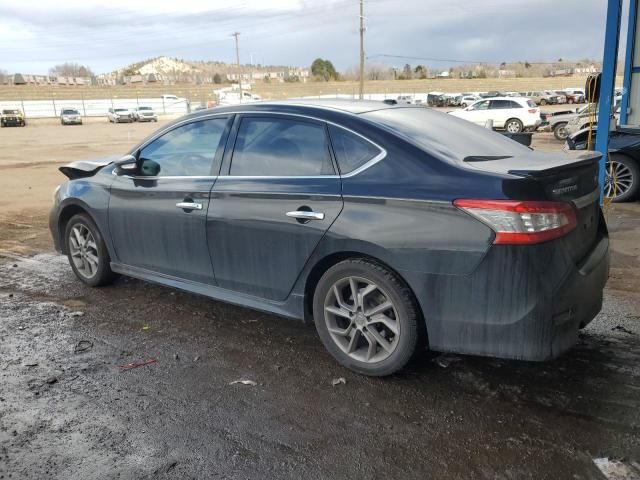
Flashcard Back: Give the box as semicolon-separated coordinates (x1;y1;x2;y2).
176;202;203;210
286;210;325;221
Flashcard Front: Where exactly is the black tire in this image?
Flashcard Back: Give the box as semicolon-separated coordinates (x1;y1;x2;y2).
553;122;569;141
64;213;115;287
505;118;523;133
313;259;420;376
540;99;547;106
607;154;640;202
568;98;574;104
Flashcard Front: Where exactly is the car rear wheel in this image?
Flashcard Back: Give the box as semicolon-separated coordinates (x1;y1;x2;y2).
605;154;640;202
313;259;419;376
64;214;115;287
505;118;523;133
540;99;547;105
553;122;569;141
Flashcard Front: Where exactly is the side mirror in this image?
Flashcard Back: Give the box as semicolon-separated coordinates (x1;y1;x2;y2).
113;154;137;175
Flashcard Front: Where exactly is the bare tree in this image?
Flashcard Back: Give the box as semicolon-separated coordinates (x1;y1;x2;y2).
49;62;94;77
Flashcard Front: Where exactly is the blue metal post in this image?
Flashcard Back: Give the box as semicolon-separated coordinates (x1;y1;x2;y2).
595;0;623;204
620;0;637;124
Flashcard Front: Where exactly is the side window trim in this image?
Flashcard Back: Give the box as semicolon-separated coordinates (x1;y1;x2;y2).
132;115;233;178
326;123;386;177
221;113;339;178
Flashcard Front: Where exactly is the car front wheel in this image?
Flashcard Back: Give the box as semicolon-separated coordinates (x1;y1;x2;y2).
64;214;115;287
313;259;420;376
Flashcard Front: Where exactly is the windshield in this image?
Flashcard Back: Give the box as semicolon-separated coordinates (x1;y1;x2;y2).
139;106;152;110
62;109;78;114
362;107;531;163
115;109;128;113
2;109;19;114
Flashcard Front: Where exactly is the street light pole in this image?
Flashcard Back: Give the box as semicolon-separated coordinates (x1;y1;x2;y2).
359;0;365;99
232;31;243;103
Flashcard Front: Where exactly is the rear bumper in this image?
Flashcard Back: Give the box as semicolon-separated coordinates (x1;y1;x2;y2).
407;230;609;361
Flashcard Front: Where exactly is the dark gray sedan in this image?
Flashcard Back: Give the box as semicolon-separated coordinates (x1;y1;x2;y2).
50;100;609;376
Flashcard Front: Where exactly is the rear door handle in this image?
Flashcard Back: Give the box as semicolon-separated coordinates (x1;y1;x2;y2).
176;202;203;210
286;210;325;221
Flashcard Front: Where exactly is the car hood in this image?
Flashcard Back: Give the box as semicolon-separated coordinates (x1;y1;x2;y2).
59;155;121;179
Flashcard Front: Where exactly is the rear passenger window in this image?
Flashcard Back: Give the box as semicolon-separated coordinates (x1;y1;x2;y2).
489;100;511;109
230;117;334;176
328;125;382;174
509;101;523;108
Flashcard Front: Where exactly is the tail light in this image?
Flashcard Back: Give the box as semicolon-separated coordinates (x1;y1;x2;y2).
528;108;538;114
453;199;577;245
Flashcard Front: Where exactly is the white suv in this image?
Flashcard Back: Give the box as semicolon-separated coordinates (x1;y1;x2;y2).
449;97;541;132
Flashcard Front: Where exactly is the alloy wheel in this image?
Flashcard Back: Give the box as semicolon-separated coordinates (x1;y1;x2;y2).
605;159;634;199
68;224;99;279
506;120;522;133
324;276;400;363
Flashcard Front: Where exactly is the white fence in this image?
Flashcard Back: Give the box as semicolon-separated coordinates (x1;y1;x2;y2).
0;97;190;118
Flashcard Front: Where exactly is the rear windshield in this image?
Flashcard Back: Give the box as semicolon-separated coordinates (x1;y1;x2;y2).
527;100;537;108
138;106;152;110
2;109;19;114
115;109;128;112
62;109;78;114
361;107;531;163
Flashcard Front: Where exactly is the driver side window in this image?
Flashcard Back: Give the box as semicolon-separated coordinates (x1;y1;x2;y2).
471;100;489;111
138;118;228;176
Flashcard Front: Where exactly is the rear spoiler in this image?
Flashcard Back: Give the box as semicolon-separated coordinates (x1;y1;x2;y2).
507;152;601;177
59;156;121;179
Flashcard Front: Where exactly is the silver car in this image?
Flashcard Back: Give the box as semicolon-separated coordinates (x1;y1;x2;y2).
133;106;158;122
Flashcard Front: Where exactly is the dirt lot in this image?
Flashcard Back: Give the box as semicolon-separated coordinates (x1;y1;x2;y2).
1;113;639;479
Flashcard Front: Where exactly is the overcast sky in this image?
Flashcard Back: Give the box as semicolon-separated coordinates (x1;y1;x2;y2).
0;0;626;75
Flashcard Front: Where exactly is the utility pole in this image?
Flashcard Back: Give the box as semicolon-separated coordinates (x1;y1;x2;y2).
359;0;365;99
231;32;243;103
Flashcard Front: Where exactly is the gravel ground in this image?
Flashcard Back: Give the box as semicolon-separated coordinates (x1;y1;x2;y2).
0;245;639;479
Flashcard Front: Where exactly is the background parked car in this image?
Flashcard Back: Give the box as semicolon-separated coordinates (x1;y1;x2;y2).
108;108;134;123
133;106;158;122
521;91;558;105
561;91;584;104
396;95;414;104
60;108;82;126
449;97;541;132
1;109;26;127
548;90;567;104
546;104;596;140
460;95;481;107
427;92;446;107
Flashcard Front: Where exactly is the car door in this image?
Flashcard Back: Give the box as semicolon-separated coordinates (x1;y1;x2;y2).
108;116;231;284
466;100;490;125
207;114;343;301
487;99;512;127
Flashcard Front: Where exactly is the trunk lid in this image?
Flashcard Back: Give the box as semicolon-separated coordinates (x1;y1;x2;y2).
464;151;602;262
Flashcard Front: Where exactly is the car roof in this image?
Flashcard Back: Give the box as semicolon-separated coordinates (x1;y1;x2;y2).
183;99;400;121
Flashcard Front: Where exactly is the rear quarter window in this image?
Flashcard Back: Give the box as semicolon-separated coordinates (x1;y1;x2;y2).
328;125;382;174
